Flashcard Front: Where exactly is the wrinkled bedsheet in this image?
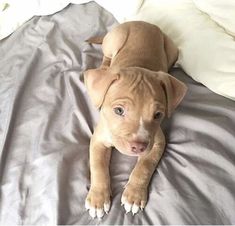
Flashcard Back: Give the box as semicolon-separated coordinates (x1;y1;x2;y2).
0;2;235;225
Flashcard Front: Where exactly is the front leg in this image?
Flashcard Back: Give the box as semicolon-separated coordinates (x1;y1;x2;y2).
121;129;166;215
85;136;112;219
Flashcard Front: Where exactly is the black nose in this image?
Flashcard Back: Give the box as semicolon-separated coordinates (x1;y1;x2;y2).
130;141;149;153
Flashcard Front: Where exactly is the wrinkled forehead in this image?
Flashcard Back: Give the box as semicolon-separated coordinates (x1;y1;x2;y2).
105;71;166;106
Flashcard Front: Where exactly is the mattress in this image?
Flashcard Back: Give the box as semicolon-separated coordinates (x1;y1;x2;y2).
0;2;235;225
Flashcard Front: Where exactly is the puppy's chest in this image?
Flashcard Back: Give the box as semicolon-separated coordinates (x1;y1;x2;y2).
101;128;113;147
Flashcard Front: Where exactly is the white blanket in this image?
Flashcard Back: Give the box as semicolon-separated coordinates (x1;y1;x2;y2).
1;0;235;101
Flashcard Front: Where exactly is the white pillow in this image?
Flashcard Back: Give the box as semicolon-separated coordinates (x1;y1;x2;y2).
98;0;235;101
193;0;235;36
95;0;144;22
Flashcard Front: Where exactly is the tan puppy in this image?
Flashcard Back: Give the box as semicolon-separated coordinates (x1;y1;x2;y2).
84;21;187;219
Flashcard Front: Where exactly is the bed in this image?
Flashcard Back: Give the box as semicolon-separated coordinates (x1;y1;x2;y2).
0;1;235;225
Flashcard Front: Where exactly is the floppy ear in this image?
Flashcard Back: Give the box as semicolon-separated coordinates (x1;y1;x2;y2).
158;71;187;117
84;68;119;108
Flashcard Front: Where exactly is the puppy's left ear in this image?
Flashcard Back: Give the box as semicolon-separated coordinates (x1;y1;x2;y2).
84;68;119;108
158;71;187;117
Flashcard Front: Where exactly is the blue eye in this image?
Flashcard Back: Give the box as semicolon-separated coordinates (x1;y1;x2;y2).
114;107;125;116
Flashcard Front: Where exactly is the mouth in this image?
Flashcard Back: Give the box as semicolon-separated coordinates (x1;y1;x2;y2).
128;150;147;157
115;148;147;157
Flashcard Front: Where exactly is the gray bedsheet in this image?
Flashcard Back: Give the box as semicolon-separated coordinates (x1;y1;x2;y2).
0;2;235;225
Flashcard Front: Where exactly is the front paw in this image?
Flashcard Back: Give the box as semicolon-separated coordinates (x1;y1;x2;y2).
121;184;147;215
85;186;111;219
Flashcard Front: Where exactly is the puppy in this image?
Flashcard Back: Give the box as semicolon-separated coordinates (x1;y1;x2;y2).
84;21;187;219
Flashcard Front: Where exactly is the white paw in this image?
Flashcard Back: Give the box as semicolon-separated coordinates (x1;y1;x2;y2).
121;195;144;215
85;199;110;219
121;184;147;215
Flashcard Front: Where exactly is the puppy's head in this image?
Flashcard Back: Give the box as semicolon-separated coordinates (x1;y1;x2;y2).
84;67;187;156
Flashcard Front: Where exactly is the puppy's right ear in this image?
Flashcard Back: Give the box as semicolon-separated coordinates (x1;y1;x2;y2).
84;68;119;108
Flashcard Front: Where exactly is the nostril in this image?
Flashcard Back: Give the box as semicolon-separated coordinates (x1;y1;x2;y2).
131;146;136;151
142;142;149;150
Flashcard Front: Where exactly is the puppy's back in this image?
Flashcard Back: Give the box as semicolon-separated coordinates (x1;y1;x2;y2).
102;21;172;72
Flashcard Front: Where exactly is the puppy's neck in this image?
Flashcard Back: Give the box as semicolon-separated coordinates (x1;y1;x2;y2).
102;55;168;74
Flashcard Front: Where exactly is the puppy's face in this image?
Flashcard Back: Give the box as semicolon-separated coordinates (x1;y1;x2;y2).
101;71;166;156
84;67;187;157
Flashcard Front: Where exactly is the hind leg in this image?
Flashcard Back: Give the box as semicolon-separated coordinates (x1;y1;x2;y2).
164;34;179;69
102;25;129;60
